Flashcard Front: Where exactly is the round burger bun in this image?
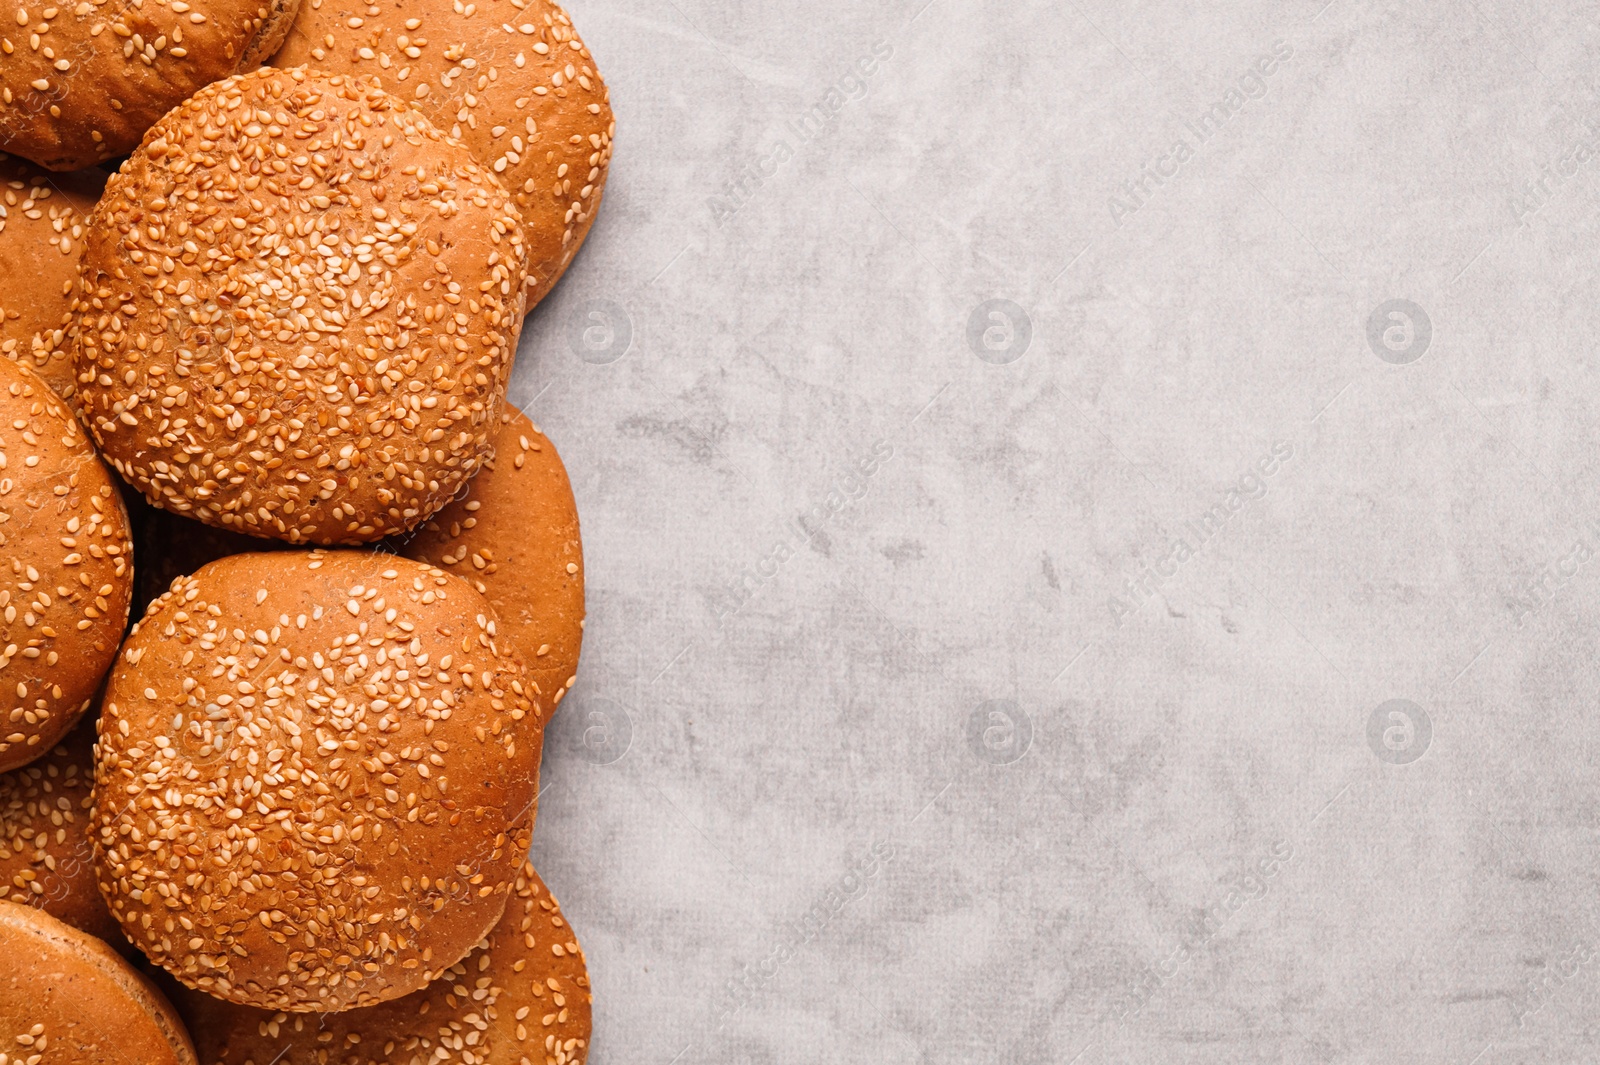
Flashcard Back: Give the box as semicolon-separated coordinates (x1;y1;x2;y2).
273;0;614;304
398;406;582;716
0;155;104;398
72;65;529;546
0;898;197;1065
0;0;304;170
92;550;544;1012
0;356;134;775
184;859;591;1065
0;713;123;945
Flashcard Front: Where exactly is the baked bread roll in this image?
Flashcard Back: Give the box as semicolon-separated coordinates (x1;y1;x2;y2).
0;899;197;1065
184;860;591;1065
0;0;303;170
72;66;528;545
0;714;121;943
92;550;543;1012
273;0;613;303
398;407;582;714
0;154;103;397
0;356;134;774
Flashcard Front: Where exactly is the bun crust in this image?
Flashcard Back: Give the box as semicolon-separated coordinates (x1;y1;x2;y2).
0;0;306;170
0;714;122;943
0;898;197;1065
72;66;528;546
0;356;133;774
272;0;613;303
0;155;104;398
186;861;591;1065
92;550;544;1012
398;406;582;714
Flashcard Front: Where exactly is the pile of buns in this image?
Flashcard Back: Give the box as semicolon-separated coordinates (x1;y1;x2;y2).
0;1;611;1061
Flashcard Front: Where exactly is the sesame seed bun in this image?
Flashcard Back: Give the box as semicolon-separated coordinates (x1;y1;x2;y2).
0;155;104;398
0;0;305;171
183;860;591;1065
272;0;613;304
92;549;544;1012
0;898;198;1065
71;65;529;546
0;714;124;945
0;356;134;775
396;406;582;715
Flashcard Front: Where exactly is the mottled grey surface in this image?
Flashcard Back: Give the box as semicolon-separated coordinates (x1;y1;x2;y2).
512;2;1600;1062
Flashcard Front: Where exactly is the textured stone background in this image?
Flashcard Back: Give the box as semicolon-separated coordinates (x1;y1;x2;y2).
514;2;1600;1062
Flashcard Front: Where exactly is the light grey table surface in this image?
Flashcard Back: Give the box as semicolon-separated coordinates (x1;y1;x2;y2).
515;3;1598;1062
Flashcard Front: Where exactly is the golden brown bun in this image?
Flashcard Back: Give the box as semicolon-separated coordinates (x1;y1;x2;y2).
0;898;198;1065
184;860;591;1065
0;714;122;944
92;550;544;1012
396;407;581;715
0;156;104;398
272;0;613;304
71;66;528;546
0;356;134;774
0;0;306;171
